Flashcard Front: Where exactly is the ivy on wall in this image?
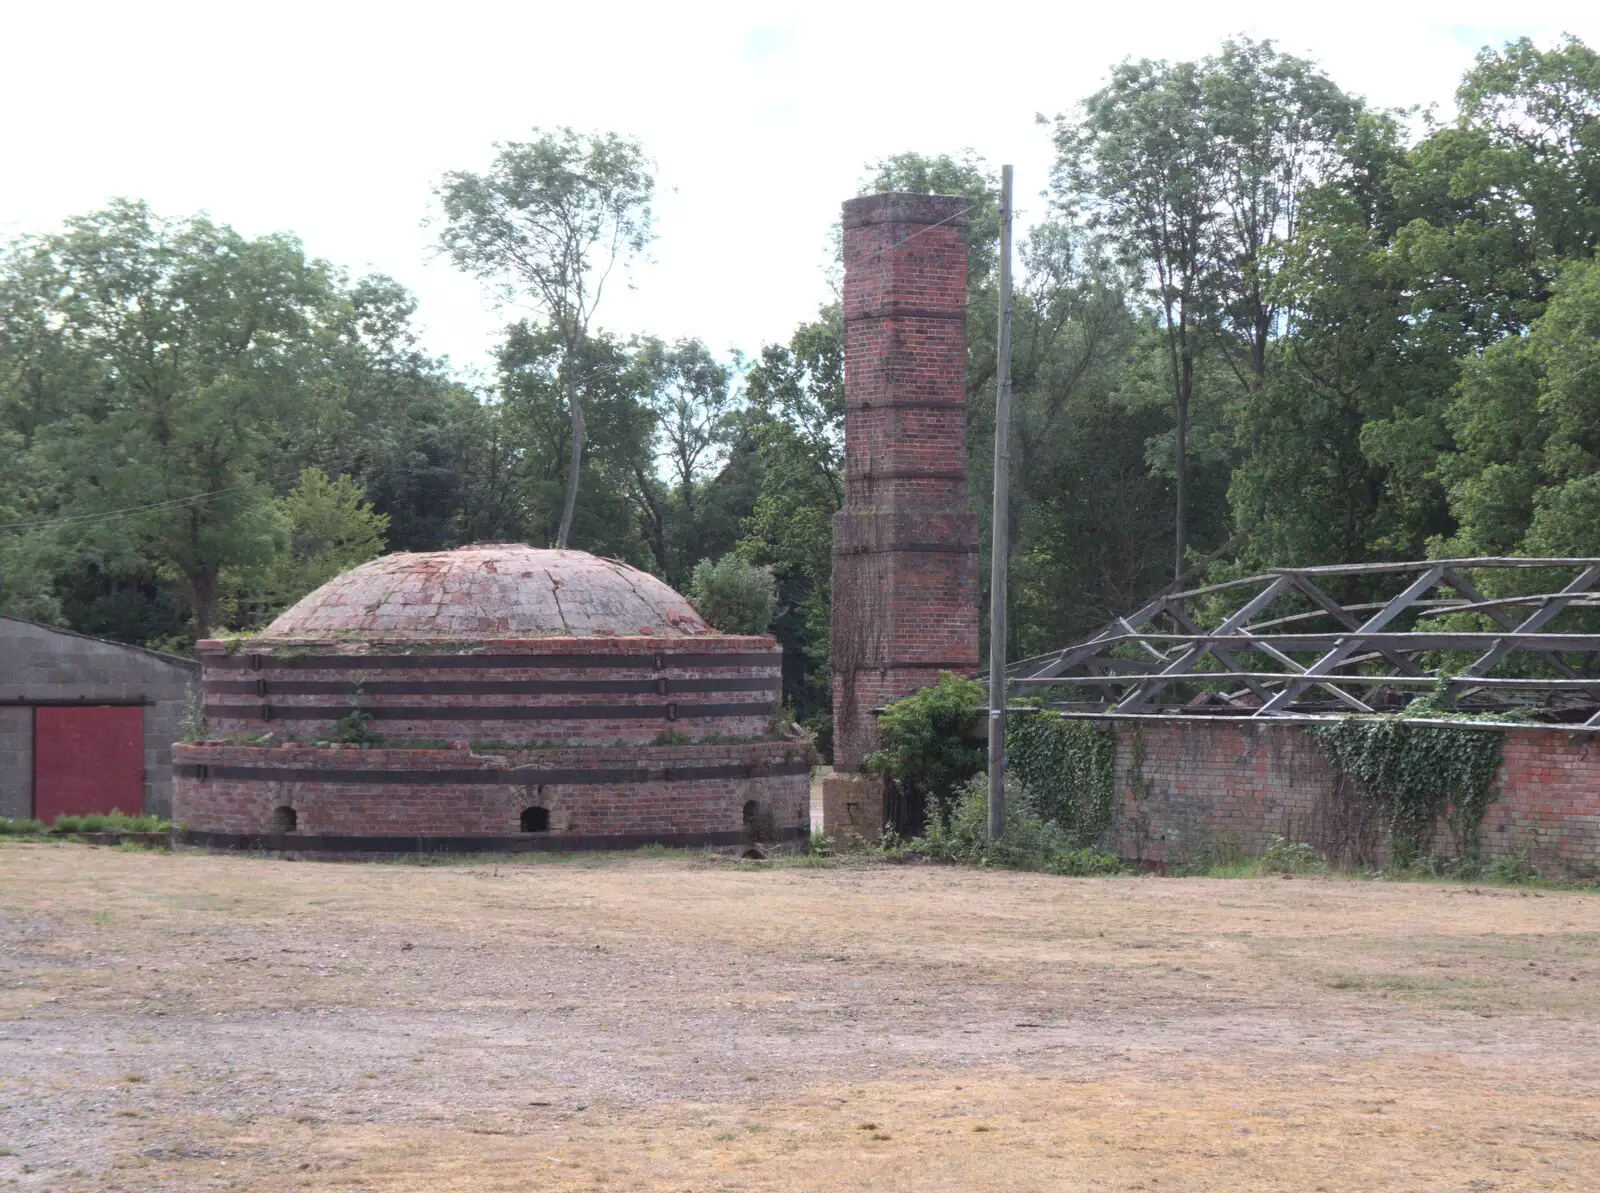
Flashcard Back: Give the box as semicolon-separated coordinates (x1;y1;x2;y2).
1308;718;1506;863
1007;714;1116;847
868;675;1116;845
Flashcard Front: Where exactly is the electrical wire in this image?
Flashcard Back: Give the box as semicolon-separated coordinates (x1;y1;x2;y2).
0;470;305;534
844;201;975;269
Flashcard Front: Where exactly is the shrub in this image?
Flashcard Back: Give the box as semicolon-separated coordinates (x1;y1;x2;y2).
804;831;835;857
688;554;777;634
865;672;985;824
0;812;170;835
330;679;379;746
905;777;1121;875
1257;836;1325;875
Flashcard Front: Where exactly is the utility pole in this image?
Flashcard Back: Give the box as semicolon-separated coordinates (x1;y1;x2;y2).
987;165;1014;842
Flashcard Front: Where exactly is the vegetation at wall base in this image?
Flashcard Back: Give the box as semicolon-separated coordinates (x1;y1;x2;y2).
0;813;172;836
1174;837;1591;889
890;777;1122;875
867;675;1120;851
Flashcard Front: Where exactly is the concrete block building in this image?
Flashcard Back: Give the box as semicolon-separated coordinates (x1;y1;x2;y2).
0;617;198;821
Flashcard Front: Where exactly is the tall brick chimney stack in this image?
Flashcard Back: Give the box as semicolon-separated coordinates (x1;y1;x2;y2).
822;192;980;838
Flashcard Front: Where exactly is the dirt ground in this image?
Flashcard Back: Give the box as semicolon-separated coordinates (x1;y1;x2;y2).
0;842;1596;1192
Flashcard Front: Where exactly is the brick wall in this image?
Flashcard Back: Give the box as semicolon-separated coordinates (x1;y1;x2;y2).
1102;716;1600;877
172;739;809;843
830;192;980;775
197;635;780;746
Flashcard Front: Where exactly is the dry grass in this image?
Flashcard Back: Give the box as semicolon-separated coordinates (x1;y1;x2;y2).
0;840;1596;1191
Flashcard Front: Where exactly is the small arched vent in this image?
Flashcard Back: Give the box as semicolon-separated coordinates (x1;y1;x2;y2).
521;806;550;833
273;805;297;832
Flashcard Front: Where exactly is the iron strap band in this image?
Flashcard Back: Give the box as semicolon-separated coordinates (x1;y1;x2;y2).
174;760;811;785
203;677;781;696
177;826;807;853
205;652;777;672
203;701;776;722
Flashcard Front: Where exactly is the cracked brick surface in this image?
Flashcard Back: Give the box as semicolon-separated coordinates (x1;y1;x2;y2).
266;545;711;639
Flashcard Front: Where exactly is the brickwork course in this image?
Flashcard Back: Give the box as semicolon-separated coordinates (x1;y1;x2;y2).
829;192;980;785
173;740;808;842
1101;715;1600;878
0;616;197;819
176;545;809;853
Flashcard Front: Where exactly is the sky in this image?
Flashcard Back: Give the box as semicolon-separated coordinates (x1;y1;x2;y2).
4;0;1598;380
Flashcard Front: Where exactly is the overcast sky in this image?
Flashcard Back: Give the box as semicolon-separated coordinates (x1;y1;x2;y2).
5;1;1597;379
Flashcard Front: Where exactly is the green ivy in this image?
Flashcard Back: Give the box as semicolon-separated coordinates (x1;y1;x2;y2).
1309;718;1505;865
1007;714;1116;847
867;677;1117;847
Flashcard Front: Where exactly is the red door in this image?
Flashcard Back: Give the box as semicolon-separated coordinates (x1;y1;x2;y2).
33;706;144;822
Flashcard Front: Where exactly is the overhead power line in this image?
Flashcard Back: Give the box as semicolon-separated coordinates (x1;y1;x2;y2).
0;471;304;534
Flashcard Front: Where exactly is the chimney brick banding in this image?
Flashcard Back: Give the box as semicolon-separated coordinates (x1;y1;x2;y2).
830;192;981;783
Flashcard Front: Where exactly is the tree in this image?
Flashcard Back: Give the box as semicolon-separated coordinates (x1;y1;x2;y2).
1202;40;1358;398
480;323;657;565
434;128;654;549
738;309;844;736
1230;37;1600;572
0;201;344;638
1052;58;1218;579
1438;252;1600;558
628;337;744;582
1;203;479;645
231;468;389;627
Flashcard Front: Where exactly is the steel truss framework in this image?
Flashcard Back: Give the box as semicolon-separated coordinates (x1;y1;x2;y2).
1005;559;1600;727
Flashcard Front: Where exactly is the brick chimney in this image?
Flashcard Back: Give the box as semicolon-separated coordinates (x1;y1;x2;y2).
822;192;980;838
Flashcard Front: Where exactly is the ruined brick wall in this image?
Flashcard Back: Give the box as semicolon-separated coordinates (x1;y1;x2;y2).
830;192;980;774
1105;716;1600;877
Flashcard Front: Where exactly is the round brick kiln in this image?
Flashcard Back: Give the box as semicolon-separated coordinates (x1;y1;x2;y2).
172;545;810;853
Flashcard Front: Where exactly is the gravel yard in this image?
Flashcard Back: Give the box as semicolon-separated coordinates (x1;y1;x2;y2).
0;841;1596;1191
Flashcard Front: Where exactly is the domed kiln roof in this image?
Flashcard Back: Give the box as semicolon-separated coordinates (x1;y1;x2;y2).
264;545;711;639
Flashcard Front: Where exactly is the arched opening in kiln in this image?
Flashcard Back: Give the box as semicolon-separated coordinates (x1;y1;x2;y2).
521;806;550;833
273;805;297;832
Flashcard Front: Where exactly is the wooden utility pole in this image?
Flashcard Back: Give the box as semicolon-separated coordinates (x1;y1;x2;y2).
988;165;1015;842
